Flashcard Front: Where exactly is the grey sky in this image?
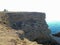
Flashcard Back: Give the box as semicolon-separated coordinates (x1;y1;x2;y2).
0;0;60;22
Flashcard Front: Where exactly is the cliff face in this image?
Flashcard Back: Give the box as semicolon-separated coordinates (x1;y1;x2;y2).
6;12;51;42
2;12;51;43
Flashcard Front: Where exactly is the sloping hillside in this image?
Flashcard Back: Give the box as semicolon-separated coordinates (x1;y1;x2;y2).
0;23;42;45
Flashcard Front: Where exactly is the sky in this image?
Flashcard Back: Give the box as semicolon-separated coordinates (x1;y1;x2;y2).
0;0;60;23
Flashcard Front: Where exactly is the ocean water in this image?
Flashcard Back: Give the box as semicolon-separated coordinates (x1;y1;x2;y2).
47;22;60;34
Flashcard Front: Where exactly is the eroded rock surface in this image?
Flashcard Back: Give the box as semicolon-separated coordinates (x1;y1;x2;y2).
1;12;51;43
0;12;59;45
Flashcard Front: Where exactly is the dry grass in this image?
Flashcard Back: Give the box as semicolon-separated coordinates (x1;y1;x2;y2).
0;24;42;45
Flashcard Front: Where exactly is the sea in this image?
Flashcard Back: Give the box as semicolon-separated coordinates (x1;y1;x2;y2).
47;22;60;34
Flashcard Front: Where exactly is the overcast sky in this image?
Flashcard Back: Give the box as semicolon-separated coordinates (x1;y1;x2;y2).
0;0;60;23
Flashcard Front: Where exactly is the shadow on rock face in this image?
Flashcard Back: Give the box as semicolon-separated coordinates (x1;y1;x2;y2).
34;38;60;45
52;32;60;37
11;21;23;30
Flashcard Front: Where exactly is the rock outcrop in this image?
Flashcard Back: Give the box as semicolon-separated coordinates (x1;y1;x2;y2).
0;11;59;45
52;32;60;37
0;12;51;43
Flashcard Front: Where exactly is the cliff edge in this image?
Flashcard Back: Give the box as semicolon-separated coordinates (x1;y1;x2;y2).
0;11;59;45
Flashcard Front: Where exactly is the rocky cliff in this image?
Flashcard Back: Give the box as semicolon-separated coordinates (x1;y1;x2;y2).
0;12;51;42
0;12;59;45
